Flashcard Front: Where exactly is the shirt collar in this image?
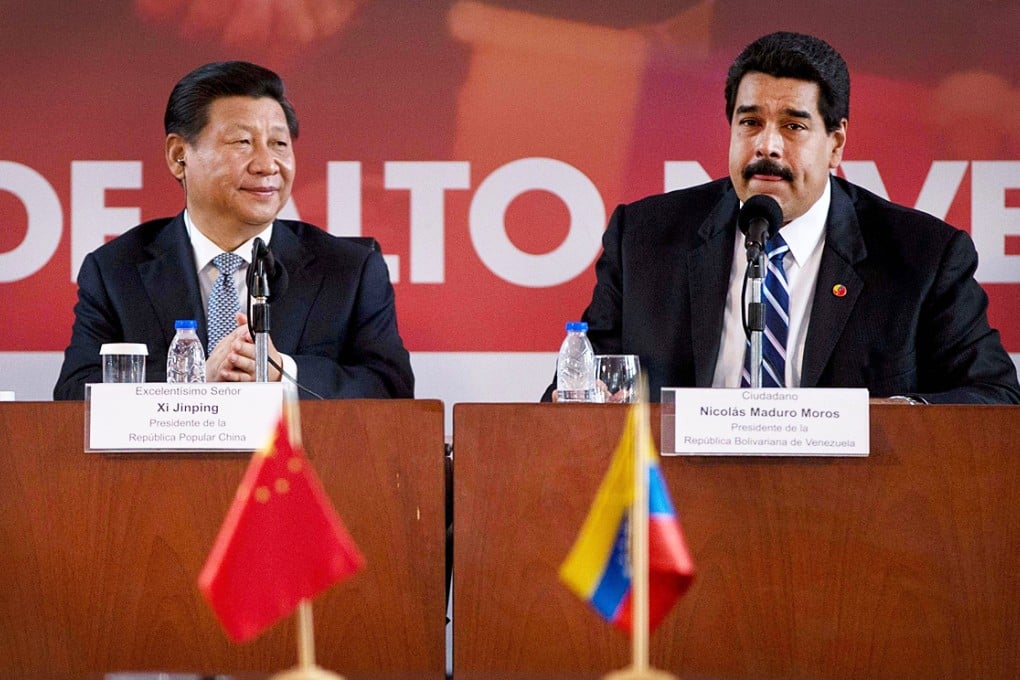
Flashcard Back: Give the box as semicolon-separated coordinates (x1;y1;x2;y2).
774;179;830;267
183;209;273;270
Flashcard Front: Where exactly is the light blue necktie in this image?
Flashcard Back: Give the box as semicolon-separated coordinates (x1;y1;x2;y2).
742;233;790;387
206;252;245;354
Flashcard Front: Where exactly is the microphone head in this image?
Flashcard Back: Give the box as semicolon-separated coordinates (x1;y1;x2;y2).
738;194;783;244
250;238;268;267
246;238;287;301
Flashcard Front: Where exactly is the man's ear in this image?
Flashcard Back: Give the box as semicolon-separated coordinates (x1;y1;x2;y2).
829;119;848;169
165;134;188;181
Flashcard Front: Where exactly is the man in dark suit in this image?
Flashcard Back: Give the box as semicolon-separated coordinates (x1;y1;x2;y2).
54;61;413;400
545;32;1019;405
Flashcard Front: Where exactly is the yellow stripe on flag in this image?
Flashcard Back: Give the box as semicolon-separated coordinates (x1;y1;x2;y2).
559;406;639;597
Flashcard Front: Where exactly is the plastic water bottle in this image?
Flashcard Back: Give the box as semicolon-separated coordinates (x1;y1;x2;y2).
557;321;596;402
166;319;207;383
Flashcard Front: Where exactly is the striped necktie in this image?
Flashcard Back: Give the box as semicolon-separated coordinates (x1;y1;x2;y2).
207;252;245;354
741;233;791;387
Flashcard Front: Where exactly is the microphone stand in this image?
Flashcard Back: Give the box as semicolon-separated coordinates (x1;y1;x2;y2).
745;245;766;389
738;195;782;389
250;257;271;383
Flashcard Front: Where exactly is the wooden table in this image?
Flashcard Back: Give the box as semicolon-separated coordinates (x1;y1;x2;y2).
452;403;1020;679
0;399;447;679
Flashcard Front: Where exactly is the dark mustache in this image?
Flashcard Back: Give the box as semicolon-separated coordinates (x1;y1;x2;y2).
743;160;794;182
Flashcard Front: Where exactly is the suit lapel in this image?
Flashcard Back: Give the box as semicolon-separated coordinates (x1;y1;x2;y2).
689;191;739;387
801;180;867;387
137;214;205;349
267;222;318;352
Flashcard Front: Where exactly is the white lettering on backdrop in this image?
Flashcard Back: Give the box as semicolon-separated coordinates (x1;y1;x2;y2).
0;158;1017;285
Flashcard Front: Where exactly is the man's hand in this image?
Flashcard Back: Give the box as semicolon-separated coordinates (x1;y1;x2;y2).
205;312;283;382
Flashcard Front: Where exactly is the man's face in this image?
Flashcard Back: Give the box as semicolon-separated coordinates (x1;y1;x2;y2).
728;72;846;223
176;96;295;247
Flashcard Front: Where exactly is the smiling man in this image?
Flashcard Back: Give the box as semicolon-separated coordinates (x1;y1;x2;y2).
55;61;413;400
544;32;1018;404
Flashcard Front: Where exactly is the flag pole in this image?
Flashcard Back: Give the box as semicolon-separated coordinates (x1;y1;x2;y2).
633;394;651;673
297;600;316;668
604;375;677;680
268;396;345;680
269;600;345;680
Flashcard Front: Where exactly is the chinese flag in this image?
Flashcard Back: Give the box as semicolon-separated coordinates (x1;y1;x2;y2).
198;414;365;642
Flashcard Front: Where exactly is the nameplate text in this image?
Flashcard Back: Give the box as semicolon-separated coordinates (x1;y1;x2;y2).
85;383;285;452
660;387;869;456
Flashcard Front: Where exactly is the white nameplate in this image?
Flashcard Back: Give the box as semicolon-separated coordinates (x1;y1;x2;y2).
660;388;869;456
85;383;285;452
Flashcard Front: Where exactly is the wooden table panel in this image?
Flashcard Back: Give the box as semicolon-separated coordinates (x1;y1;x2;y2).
453;403;1020;679
0;399;446;679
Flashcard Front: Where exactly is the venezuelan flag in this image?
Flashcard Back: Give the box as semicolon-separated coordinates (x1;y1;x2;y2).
559;404;695;632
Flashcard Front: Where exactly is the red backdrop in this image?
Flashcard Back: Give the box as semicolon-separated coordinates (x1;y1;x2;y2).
2;0;1017;400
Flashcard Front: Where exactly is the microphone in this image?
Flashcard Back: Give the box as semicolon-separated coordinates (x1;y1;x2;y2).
246;237;286;383
737;195;782;389
738;194;783;262
248;238;270;298
242;238;323;399
246;238;288;302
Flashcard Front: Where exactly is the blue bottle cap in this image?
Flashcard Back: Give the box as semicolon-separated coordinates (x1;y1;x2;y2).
174;319;198;330
565;321;588;332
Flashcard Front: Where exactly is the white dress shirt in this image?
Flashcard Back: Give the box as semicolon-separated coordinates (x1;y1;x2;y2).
711;181;830;388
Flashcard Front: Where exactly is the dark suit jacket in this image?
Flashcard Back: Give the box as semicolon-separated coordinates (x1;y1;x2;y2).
54;214;414;400
545;176;1019;404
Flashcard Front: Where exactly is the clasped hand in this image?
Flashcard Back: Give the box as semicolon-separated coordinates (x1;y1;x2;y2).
206;311;283;382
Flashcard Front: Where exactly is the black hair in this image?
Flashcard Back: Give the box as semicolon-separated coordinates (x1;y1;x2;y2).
164;61;299;141
724;32;849;133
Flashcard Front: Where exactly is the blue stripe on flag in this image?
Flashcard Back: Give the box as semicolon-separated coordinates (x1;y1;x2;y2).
649;465;676;517
589;515;631;620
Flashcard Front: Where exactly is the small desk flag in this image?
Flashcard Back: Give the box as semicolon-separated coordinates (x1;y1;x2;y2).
560;403;695;632
199;414;365;642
